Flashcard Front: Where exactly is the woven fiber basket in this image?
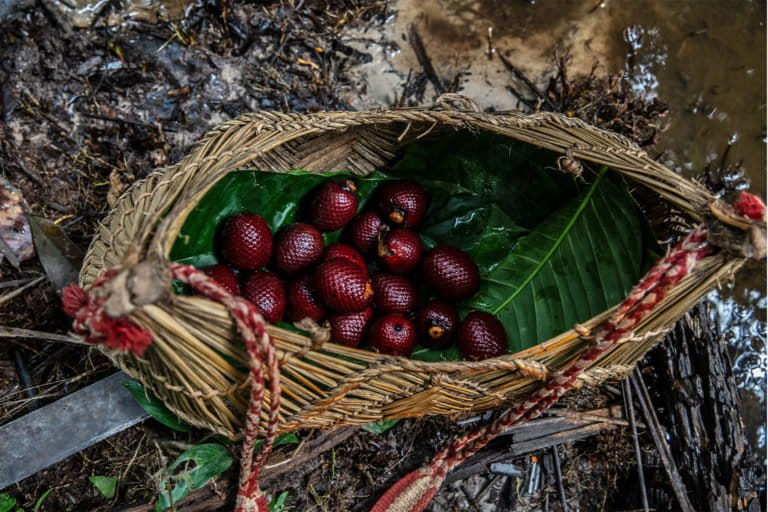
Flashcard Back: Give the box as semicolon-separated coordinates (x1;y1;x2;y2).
77;95;762;441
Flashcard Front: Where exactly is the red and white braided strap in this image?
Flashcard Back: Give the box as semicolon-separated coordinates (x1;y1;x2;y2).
371;224;713;512
63;263;280;512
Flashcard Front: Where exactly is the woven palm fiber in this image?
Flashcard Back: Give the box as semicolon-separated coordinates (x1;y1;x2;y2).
76;94;765;441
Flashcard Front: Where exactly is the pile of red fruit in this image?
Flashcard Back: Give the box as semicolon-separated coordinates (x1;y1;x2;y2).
201;178;509;361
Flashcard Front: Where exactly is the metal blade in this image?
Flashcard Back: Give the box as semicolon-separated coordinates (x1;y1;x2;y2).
28;215;83;295
0;372;148;489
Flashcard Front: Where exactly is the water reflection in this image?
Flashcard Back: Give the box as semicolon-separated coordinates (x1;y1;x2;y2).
707;287;767;450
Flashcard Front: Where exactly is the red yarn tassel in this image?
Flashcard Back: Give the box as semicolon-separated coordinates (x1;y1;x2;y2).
62;283;89;317
734;191;766;221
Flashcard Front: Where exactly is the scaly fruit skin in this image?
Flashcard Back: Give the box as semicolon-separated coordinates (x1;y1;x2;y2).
420;246;480;300
378;229;423;274
416;300;459;349
308;179;359;232
457;311;508;361
274;222;324;275
242;271;286;324
222;213;273;270
203;264;241;296
328;306;374;347
371;273;418;313
376;180;428;227
345;211;390;254
324;243;367;273
286;274;326;323
369;314;417;356
315;258;374;313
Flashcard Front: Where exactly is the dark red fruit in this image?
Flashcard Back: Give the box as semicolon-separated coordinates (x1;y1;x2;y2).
242;271;286;324
377;229;423;274
457;311;508;361
203;264;240;296
286;274;326;323
274;222;324;275
376;180;428;227
222;213;273;270
324;243;367;273
307;179;359;232
421;246;480;300
328;307;374;347
371;274;418;313
416;300;459;349
315;258;374;313
345;211;390;254
369;314;417;356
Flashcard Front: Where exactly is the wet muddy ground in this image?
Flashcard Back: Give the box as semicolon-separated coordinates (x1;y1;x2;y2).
0;0;764;510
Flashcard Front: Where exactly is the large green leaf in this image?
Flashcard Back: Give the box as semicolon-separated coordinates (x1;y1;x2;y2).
469;170;643;353
392;132;580;230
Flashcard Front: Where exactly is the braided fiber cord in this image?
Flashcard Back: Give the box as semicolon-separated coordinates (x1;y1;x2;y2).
371;224;713;512
64;263;281;512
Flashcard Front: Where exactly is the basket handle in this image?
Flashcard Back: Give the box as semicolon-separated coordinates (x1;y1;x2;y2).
430;93;482;113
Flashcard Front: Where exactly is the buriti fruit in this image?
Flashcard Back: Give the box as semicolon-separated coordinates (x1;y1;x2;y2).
273;222;324;275
376;180;428;227
242;270;286;324
369;314;418;356
315;258;374;313
328;306;374;347
416;300;459;349
307;179;359;232
371;273;418;314
203;264;240;296
346;211;390;254
323;243;367;273
457;311;508;361
420;245;480;300
286;274;326;323
377;228;423;274
222;213;273;270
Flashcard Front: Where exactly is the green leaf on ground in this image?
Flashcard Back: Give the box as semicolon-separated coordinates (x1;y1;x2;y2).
362;419;399;435
155;444;234;512
32;488;52;512
0;494;16;512
89;475;117;499
268;491;290;512
122;380;190;433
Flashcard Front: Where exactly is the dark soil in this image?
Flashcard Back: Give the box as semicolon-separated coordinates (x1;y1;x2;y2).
0;1;758;511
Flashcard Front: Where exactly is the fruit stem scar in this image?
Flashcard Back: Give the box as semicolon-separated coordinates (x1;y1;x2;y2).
491;167;608;315
428;325;444;338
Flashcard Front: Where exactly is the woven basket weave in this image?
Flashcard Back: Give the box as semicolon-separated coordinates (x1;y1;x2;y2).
79;95;756;440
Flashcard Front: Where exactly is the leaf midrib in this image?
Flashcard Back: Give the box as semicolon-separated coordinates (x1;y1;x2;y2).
491;168;607;315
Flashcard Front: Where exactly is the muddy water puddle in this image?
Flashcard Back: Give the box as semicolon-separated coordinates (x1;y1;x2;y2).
348;0;766;451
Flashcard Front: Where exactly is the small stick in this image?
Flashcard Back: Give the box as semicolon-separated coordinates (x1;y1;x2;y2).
0;275;45;306
631;369;696;512
0;326;88;346
551;445;568;512
497;51;556;111
622;379;650;512
0;278;38;290
407;24;446;95
12;348;37;412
